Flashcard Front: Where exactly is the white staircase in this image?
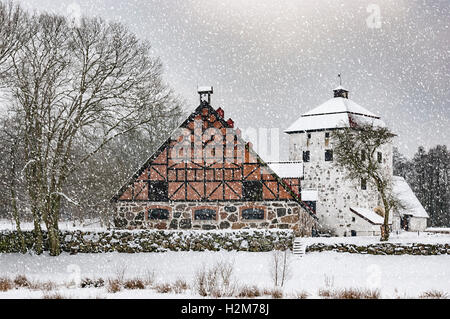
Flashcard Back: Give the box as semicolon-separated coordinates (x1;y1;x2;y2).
293;237;307;256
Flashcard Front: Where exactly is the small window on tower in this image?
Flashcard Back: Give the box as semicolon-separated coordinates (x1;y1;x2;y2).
307;133;312;139
377;152;382;163
325;150;333;162
303;151;310;162
325;132;330;138
361;178;367;190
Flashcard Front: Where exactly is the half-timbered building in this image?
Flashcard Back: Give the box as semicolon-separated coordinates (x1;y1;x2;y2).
112;88;318;235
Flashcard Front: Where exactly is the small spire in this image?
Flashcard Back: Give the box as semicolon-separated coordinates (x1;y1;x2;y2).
338;73;342;86
198;86;213;104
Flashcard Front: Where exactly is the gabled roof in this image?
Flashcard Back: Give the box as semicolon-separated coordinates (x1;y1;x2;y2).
285;94;385;133
302;97;379;117
393;176;429;218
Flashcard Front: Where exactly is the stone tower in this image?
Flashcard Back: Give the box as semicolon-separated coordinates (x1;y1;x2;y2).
284;86;393;236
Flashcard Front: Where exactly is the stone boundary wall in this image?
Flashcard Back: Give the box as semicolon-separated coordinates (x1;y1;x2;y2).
306;243;450;255
0;229;294;254
0;230;448;255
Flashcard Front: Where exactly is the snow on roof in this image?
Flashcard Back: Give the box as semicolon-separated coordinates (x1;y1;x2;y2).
303;98;379;117
284;111;385;133
285;97;383;133
267;161;303;178
393;176;429;218
301;189;318;201
350;207;390;225
333;85;348;91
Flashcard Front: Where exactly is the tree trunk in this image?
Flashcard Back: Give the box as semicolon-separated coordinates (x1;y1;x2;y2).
31;205;44;255
45;194;61;256
380;193;390;242
11;185;26;253
9;147;26;253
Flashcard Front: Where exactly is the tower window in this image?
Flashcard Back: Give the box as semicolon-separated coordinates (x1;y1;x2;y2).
303;151;310;162
377;152;382;163
325;132;330;138
325;150;333;162
361;150;366;161
307;133;312;139
361;178;367;190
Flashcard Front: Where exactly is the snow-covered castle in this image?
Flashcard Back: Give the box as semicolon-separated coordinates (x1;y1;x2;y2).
113;85;429;236
281;86;429;235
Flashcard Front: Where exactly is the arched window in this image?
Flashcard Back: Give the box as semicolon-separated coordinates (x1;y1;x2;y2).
148;208;170;220
241;208;265;220
194;208;217;220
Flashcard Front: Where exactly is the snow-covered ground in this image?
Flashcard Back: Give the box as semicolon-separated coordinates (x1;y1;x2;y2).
0;219;107;232
0;251;448;299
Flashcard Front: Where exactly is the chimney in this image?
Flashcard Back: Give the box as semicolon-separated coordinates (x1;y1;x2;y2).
226;118;234;128
198;86;213;104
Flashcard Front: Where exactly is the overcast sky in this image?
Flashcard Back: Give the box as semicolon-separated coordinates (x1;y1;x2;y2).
17;0;449;159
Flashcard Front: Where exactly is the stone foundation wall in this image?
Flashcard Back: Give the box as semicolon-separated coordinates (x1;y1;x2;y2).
114;200;317;236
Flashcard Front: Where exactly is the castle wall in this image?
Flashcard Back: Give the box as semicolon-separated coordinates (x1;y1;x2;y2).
289;130;393;236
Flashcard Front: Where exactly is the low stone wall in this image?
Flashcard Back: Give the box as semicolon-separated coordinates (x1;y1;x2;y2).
1;230;448;255
306;242;450;255
0;229;294;254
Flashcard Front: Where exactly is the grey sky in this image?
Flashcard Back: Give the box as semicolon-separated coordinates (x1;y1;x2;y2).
17;0;449;159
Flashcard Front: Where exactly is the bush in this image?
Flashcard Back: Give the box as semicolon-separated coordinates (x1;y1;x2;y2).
172;279;188;294
0;277;12;292
295;290;309;299
80;278;105;288
333;288;380;299
124;279;145;290
319;287;380;299
155;283;172;294
13;275;30;288
419;290;448;299
42;292;65;299
237;285;261;298
29;281;56;291
271;288;283;299
106;279;122;293
194;261;236;297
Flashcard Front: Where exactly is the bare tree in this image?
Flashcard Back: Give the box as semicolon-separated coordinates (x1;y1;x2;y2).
270;249;292;287
332;122;402;241
0;1;25;82
1;8;183;255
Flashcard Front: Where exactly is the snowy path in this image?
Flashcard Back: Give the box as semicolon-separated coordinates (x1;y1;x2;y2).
0;251;449;298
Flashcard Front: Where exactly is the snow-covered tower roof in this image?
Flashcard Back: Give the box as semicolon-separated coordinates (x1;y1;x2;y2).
284;87;385;133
